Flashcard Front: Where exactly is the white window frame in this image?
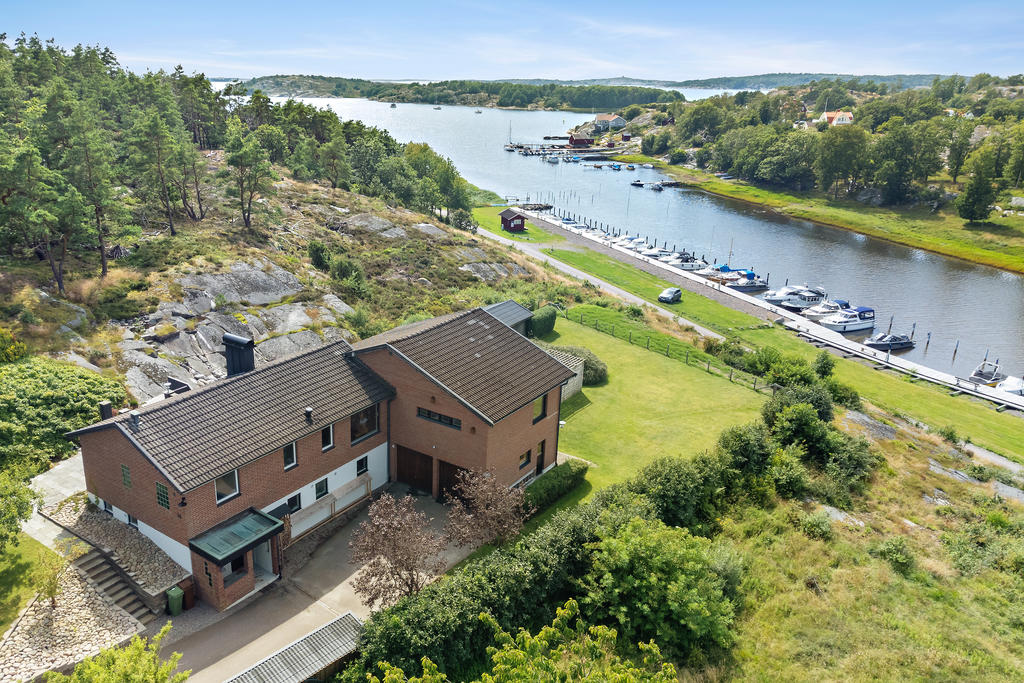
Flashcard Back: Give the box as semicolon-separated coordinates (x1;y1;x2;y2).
321;425;334;451
315;477;329;500
283;442;297;471
215;469;240;505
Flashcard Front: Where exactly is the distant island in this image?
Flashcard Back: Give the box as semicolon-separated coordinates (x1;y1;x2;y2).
498;73;949;90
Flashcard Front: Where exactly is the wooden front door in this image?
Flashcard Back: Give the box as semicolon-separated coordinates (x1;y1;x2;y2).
438;460;468;502
396;446;433;494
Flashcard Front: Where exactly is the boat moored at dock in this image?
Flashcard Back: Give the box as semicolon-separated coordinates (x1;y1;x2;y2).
819;307;876;332
967;360;1008;386
864;332;916;351
803;299;850;321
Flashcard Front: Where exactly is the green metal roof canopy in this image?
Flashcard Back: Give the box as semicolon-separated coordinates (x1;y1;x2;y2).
189;508;282;565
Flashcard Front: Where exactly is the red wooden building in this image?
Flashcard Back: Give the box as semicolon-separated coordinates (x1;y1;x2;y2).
568;133;594;148
499;208;527;232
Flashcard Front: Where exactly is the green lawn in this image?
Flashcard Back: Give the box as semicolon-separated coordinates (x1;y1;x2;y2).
613;154;1024;274
0;534;55;633
546;318;763;490
541;247;1024;463
473;206;565;243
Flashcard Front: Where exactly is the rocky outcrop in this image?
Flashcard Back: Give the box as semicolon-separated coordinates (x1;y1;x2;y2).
178;258;302;310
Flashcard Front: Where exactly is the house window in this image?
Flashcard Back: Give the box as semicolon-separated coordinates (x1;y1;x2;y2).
417;407;462;430
121;464;131;488
283;442;297;471
156;483;169;509
102;500;113;514
350;404;379;443
536;440;546;467
224;555;246;586
127;514;138;529
215;470;239;505
321;425;334;451
532;395;547;423
519;449;531;469
287;493;302;513
315;478;328;500
356;456;368;476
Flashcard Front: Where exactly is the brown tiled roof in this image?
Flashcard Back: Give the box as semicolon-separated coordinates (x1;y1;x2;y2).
595;113;622;121
498;208;524;220
355;308;574;424
69;341;394;492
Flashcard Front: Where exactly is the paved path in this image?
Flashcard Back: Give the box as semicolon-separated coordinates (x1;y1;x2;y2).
23;454;86;552
476;226;724;340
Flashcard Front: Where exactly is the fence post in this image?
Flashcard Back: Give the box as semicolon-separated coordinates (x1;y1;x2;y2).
665;344;670;357
646;337;650;349
729;368;734;381
629;331;632;343
753;377;757;391
707;359;711;372
611;324;614;337
685;349;689;364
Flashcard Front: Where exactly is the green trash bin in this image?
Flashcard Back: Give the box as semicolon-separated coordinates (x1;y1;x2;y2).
166;586;183;616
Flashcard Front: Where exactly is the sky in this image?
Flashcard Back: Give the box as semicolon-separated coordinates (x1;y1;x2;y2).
4;0;1023;81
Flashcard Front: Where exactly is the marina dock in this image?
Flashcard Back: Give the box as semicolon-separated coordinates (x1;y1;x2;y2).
516;207;1024;414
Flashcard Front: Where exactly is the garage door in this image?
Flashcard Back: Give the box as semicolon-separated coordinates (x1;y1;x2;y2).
396;446;433;494
438;460;468;502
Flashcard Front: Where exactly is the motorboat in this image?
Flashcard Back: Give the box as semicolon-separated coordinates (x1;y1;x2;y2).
695;263;737;279
630;241;652;252
967;360;1008;386
390;103;397;108
658;252;682;263
630;180;644;187
433;106;442;110
803;299;850;321
762;284;805;306
626;164;636;170
864;332;915;351
475;109;482;113
640;247;671;258
642;163;654;168
650;183;664;191
784;286;828;311
546;156;560;164
667;255;708;271
611;234;634;246
819;307;876;333
995;376;1024;397
726;271;770;292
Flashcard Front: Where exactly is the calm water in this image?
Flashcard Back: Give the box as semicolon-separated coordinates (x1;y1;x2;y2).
295;97;1024;377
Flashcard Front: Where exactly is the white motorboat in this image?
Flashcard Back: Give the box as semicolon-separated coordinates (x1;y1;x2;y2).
803;299;850;321
658;252;681;263
611;235;634;246
786;286;828;310
819;307;876;332
995;376;1024;397
968;360;1008;386
671;257;708;271
640;247;671;258
763;284;825;308
726;271;770;292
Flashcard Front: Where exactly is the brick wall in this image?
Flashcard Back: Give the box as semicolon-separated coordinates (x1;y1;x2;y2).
485;386;562;486
190;549;255;610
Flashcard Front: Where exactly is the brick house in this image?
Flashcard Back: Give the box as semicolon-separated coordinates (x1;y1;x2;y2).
69;305;573;611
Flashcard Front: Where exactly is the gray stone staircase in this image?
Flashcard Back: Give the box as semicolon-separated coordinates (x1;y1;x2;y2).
74;550;157;626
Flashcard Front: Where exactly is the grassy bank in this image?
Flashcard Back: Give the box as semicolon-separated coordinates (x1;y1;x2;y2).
473;206;565;243
540;246;1024;463
546;318;762;490
0;534;55;633
465;182;503;208
613;154;1024;274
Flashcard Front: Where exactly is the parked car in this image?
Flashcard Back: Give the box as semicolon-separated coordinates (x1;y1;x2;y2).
658;287;682;303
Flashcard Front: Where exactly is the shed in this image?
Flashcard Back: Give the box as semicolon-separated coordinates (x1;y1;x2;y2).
545;348;585;402
568;133;594;148
483;300;533;336
621;132;631;141
498;208;527;233
224;612;362;683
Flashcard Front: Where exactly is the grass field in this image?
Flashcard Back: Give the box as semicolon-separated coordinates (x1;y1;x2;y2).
544;318;763;490
473;206;565;243
539;246;1024;463
0;534;54;633
613;154;1024;274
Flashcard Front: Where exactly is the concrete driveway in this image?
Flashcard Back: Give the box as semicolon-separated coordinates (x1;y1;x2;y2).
169;486;469;683
22;453;86;552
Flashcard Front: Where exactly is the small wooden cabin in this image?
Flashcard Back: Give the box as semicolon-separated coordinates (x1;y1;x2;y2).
499;208;527;232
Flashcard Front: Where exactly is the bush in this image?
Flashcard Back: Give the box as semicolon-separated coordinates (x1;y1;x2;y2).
771;403;831;462
875;536;915;575
669;148;689;165
546;344;607;386
769;445;810;498
765;354;817;387
762;384;834;427
91;278;152;321
823;378;862;410
624;304;644;320
800;510;834;541
523;460;589;514
528;305;557;338
717;422;772;475
937;424;960;444
308;239;332;271
744;345;782;376
0;327;28;363
628;452;731;536
813;350;836;378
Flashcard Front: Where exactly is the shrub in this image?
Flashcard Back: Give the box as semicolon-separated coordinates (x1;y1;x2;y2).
800;510;834;541
762;384;834;427
813;350;836;378
580;517;737;661
769;445;810;498
0;327;28;363
771;403;831;462
523;460;589;514
744;345;782;376
717;422;772;476
875;536;915;575
765;354;817;387
628;452;731;536
91;278;151;321
528;305;557;338
545;344;607;386
937;424;960;444
624;304;644;320
669;148;690;165
823;378;862;410
308;239;332;271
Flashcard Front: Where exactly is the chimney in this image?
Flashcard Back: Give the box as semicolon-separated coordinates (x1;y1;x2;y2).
305;406;314;422
223;334;255;376
129;410;141;431
98;400;113;421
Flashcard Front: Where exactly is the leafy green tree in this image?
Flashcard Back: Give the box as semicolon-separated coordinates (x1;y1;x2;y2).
717;421;773;475
288;136;321;181
1005;122;1024;188
580;517;736;660
320;136;351;189
62;100;115;275
45;623;189;682
128;108;179;235
813;350;836;378
957;146;997;222
771;403;831;463
872;117;916;203
0;470;40;552
253;124;288;163
224;118;274;228
945;117;975;184
816;124;871;197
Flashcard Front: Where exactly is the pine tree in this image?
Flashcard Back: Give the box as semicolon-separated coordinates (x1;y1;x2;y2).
957;147;997;222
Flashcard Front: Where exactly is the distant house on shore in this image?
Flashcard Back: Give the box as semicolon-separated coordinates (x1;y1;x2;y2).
499;208;527;232
815;110;854;126
568;133;594;147
593;113;626;131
